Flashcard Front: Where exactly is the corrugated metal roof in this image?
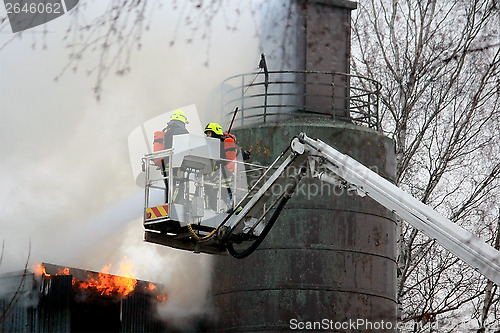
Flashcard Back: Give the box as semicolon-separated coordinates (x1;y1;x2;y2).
1;263;170;332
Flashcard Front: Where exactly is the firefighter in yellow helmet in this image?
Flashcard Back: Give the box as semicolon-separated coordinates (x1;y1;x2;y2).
203;122;235;211
204;122;223;138
163;110;189;149
204;122;236;171
152;110;189;203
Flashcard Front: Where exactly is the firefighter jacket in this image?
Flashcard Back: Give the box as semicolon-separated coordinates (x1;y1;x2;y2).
163;120;189;149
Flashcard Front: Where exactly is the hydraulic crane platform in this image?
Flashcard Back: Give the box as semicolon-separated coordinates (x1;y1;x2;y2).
141;132;500;284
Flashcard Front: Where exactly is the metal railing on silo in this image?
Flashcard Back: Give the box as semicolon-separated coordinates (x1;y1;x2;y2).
220;71;380;130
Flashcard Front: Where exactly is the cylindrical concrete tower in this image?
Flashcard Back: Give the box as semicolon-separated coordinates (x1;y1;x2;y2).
210;1;397;331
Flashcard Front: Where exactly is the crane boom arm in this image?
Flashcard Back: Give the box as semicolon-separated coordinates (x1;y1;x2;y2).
296;133;500;285
142;132;500;284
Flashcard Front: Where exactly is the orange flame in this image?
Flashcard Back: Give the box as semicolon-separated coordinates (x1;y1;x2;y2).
147;282;168;302
34;263;50;277
76;260;138;297
57;267;70;275
34;262;167;301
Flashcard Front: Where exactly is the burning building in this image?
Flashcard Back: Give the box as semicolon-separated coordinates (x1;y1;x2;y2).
0;263;172;332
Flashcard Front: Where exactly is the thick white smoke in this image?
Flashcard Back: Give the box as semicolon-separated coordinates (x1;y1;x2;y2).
0;1;262;328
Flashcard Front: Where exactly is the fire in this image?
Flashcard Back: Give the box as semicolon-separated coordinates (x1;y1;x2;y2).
147;282;168;302
76;260;138;297
156;294;168;303
34;261;167;301
34;264;50;277
57;267;70;275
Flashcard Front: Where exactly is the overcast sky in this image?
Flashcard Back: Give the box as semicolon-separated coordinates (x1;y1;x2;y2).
0;2;272;320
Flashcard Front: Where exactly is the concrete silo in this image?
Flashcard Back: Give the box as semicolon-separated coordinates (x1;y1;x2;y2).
210;0;397;331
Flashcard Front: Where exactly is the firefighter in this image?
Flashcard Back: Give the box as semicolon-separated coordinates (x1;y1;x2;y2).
153;110;190;203
204;123;237;170
203;122;237;211
153;110;189;155
163;110;189;148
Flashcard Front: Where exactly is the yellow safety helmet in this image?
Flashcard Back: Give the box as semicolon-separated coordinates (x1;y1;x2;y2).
204;122;223;136
170;110;188;124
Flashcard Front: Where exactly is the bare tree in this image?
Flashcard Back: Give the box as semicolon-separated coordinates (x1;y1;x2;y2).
476;210;500;332
0;241;32;326
352;0;500;331
0;0;255;100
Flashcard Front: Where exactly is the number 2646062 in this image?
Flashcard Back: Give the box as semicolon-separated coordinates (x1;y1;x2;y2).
5;2;62;14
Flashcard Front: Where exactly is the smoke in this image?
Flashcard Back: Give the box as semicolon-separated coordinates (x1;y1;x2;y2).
154;255;215;330
117;221;216;329
0;0;262;329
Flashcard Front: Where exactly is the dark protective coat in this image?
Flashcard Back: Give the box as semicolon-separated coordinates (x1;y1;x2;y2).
163;120;189;148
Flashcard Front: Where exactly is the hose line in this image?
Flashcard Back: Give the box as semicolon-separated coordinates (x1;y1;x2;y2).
187;224;218;241
227;169;304;259
227;193;291;259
